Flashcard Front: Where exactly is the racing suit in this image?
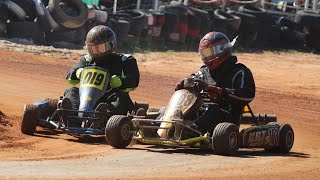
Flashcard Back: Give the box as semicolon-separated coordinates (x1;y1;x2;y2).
64;53;140;115
192;55;255;133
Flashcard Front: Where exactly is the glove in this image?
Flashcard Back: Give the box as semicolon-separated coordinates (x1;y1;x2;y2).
175;80;185;91
76;68;84;79
207;85;223;99
110;75;122;88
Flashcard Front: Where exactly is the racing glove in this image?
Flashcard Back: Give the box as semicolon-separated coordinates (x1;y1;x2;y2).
207;85;223;99
110;75;122;89
76;68;84;79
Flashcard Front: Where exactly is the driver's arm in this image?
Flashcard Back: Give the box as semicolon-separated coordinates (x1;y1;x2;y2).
120;55;140;92
224;67;255;106
65;56;87;85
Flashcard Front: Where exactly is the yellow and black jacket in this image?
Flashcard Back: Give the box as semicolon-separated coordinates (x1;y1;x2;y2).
66;53;140;93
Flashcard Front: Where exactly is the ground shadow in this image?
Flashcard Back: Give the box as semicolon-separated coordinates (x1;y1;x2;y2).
33;128;107;145
126;144;310;158
66;135;107;145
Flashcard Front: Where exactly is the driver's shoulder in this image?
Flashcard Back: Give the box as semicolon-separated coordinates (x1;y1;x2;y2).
119;53;134;61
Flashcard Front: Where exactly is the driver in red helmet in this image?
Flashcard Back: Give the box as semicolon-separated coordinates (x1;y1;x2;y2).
176;31;256;134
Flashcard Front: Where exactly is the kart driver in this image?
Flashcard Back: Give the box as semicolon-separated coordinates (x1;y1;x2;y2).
61;25;140;115
176;31;256;134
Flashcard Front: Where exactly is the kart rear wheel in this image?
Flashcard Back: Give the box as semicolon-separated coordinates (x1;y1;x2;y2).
265;123;294;153
105;115;133;148
212;122;239;155
21;104;38;135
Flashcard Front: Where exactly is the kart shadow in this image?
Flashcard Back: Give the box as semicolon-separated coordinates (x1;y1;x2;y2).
33;129;107;145
67;135;107;145
33;129;65;139
127;145;310;158
236;150;310;159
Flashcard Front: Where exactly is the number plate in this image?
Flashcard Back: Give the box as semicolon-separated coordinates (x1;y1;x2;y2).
80;68;107;90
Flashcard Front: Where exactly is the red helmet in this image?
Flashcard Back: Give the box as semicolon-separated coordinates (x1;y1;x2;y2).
198;32;233;70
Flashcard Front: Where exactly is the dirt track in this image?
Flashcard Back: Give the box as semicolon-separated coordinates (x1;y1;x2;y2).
0;42;320;179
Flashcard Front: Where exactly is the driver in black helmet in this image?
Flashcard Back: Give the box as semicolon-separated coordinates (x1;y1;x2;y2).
176;31;255;134
61;25;140;115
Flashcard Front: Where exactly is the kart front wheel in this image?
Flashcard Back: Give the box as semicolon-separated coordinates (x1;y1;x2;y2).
212;122;239;155
21;104;38;135
105;115;133;148
265;123;294;153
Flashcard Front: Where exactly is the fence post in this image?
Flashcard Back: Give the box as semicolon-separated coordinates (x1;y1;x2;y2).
113;0;117;13
155;0;159;11
137;0;141;9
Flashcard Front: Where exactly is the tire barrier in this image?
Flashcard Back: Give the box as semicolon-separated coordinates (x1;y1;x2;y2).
1;0;26;21
238;5;274;47
0;4;8;36
228;10;258;47
0;1;318;51
46;25;87;45
9;0;37;21
48;0;88;29
117;10;147;37
210;9;241;39
7;21;45;45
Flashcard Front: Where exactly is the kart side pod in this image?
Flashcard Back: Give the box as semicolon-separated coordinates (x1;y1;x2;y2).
239;123;294;153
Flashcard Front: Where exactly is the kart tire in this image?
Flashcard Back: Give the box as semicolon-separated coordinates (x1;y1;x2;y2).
265;123;294;153
212;122;239;155
21;104;38;135
44;98;58;117
48;0;88;29
136;108;147;116
105;115;133;148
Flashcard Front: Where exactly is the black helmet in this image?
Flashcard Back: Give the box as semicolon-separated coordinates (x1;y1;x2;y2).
85;25;117;57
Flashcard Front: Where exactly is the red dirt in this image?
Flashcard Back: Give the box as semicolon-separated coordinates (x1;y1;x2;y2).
0;47;319;179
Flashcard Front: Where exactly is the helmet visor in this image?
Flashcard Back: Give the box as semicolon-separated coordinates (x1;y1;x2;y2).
199;44;225;62
86;41;113;57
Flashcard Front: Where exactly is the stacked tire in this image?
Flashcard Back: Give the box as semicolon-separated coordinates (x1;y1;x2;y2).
45;0;88;48
295;10;320;51
0;4;9;37
210;9;241;40
238;5;275;47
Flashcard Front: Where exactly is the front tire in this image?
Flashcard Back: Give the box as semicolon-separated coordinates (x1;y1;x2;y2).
212;122;239;155
21;104;38;135
105;115;133;148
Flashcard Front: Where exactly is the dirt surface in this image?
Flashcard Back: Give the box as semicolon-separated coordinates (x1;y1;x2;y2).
0;40;320;179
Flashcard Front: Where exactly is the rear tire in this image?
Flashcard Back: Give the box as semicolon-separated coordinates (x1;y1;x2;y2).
105;115;133;148
21;104;38;135
212;122;239;155
265;123;294;153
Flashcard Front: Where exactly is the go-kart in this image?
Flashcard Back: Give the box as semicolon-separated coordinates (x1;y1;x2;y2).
21;66;149;136
105;77;294;155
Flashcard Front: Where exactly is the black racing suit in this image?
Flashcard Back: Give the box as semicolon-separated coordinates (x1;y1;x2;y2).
192;56;255;133
64;53;140;115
